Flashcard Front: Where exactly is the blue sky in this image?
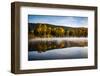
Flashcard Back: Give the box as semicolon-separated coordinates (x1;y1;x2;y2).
28;15;88;27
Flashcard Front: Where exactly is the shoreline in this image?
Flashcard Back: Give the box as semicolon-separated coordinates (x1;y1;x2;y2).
29;37;88;42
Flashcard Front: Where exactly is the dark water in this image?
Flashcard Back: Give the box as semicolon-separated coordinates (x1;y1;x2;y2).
28;39;88;61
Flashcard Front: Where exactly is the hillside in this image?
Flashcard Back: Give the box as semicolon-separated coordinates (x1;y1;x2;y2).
28;23;88;38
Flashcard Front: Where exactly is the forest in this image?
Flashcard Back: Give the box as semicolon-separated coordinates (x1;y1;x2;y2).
28;23;88;39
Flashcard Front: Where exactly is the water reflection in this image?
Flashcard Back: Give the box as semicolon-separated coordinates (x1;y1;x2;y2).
28;47;88;60
28;40;87;53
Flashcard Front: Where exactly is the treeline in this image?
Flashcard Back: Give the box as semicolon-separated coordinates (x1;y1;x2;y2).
28;23;88;38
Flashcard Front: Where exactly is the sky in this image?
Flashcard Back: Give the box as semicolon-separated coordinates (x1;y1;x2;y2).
28;15;88;27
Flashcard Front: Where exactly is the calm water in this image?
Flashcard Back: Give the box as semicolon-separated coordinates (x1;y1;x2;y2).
28;38;88;61
28;47;88;60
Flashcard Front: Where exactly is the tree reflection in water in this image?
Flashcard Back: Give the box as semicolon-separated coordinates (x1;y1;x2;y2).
28;40;87;53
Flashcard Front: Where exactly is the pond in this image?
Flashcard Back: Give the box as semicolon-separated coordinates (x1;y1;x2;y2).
28;38;88;60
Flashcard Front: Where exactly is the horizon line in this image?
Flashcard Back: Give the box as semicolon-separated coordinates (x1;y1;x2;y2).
28;22;88;28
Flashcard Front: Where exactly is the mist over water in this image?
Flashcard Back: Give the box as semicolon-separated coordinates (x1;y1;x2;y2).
28;38;88;60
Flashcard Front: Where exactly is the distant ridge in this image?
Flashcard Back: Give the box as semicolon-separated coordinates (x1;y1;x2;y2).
28;23;87;29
